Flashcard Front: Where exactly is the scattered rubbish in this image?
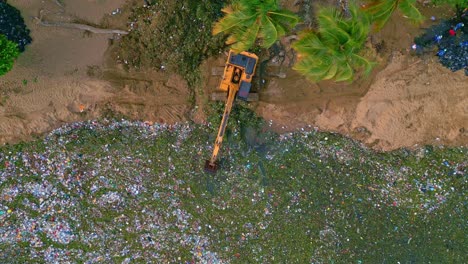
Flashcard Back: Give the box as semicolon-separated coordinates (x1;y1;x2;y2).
111;8;121;15
437;49;447;56
0;119;466;262
415;15;468;75
454;22;464;31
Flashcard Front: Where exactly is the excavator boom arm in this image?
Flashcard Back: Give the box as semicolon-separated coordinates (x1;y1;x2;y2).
209;86;237;164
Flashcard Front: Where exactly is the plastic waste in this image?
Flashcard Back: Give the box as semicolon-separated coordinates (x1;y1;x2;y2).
454;22;464;31
437;49;447;56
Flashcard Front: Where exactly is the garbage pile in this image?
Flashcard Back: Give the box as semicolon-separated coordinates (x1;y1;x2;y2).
414;11;468;75
0;119;466;263
0;2;32;51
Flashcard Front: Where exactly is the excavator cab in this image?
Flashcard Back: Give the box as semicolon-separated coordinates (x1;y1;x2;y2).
204;50;258;173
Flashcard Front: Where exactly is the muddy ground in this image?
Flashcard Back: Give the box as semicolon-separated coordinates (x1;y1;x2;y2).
1;0;467;150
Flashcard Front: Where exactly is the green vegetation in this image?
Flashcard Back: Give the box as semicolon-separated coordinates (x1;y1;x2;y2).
432;0;468;6
118;0;226;85
293;5;374;82
212;0;300;52
0;34;19;76
362;0;424;30
431;0;468;18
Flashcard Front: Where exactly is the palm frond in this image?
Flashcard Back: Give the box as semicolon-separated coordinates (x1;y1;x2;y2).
294;58;332;82
293;32;327;55
221;6;234;14
231;22;260;52
362;0;398;30
350;53;375;75
212;13;249;35
212;0;300;51
293;4;374;82
362;0;424;31
399;0;424;23
259;16;278;48
322;63;339;80
334;63;353;82
268;10;301;26
226;35;238;45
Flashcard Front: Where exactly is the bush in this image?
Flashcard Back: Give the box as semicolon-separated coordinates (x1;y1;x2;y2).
0;2;32;52
0;34;19;76
118;0;226;85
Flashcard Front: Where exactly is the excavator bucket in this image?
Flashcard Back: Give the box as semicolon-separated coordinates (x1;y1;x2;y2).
204;160;219;173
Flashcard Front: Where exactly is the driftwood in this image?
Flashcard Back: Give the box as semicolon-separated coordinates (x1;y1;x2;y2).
37;20;129;35
34;10;128;35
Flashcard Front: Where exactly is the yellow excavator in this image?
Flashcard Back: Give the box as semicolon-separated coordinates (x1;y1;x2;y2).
204;50;259;173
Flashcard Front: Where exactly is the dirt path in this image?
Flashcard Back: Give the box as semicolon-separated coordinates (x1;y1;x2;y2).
1;0;467;150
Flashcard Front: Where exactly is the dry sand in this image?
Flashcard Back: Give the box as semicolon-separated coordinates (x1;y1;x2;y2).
0;0;191;144
1;0;467;150
255;52;468;150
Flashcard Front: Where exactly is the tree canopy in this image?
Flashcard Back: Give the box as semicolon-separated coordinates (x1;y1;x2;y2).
212;0;300;52
361;0;424;30
293;5;374;82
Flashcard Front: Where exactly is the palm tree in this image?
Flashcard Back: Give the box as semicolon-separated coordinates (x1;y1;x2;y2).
212;0;300;52
361;0;424;30
293;5;374;82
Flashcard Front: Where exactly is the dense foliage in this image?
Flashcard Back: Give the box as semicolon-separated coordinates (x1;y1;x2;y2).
0;34;19;76
0;2;32;52
118;0;226;85
293;5;374;82
212;0;300;52
361;0;424;30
